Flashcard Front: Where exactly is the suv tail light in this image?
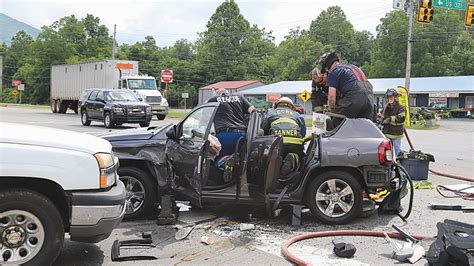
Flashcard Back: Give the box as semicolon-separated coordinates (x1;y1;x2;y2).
378;139;393;165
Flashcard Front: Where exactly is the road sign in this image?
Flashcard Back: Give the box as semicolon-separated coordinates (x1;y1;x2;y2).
12;89;19;96
266;93;281;103
393;0;405;9
433;0;466;11
18;84;25;91
12;80;21;87
161;69;173;83
299;89;311;103
181;92;189;98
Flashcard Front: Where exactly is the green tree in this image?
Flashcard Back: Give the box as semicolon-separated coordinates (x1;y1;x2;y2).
3;31;34;87
195;0;274;83
308;6;373;67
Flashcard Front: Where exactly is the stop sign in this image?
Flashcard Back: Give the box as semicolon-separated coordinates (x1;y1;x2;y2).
161;69;173;83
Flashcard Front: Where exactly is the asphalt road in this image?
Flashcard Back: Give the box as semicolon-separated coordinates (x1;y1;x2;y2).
1;106;473;265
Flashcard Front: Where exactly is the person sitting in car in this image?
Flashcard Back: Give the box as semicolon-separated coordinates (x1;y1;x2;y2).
262;97;306;177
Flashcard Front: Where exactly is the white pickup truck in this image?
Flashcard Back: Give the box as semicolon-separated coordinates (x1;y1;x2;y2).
0;123;126;265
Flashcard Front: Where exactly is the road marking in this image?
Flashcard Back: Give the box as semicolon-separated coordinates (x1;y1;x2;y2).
27;121;54;124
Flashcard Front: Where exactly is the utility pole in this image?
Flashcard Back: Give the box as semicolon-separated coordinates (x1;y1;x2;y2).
405;0;414;92
112;24;117;60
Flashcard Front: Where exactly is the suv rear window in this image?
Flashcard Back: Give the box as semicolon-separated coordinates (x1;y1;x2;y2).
79;90;91;102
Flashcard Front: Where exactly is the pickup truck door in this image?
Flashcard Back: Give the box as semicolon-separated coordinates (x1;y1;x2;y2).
166;104;218;207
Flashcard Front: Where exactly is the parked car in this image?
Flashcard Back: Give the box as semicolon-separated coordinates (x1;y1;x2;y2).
0;122;126;265
80;88;153;128
103;103;401;224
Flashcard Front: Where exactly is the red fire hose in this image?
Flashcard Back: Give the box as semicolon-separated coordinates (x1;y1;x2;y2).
281;230;428;265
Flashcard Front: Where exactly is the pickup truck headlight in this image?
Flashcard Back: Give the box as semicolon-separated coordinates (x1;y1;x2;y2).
112;106;124;113
95;153;117;188
146;106;152;113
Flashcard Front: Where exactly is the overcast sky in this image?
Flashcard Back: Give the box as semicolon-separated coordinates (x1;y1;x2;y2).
2;0;395;47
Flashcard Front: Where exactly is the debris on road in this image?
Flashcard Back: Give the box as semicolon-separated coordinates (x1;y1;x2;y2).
239;223;255;231
332;238;356;258
200;235;215;245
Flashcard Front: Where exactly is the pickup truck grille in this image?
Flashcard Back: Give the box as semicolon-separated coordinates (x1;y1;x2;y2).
146;96;162;103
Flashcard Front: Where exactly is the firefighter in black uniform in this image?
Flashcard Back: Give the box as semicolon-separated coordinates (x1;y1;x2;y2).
316;52;375;127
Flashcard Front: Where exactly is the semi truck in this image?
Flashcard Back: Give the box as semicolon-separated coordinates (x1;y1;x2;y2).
50;60;169;120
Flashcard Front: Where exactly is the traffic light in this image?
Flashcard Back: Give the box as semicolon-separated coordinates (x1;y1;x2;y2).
465;3;474;27
417;0;434;24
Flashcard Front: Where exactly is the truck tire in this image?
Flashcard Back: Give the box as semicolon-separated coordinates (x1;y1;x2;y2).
306;170;362;225
58;101;68;114
104;112;115;128
0;189;64;265
81;110;91;126
156;114;166;120
51;100;57;113
139;122;150;127
118;167;157;220
55;100;61;114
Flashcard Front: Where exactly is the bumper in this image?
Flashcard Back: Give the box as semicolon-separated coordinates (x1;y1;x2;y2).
113;112;152;123
151;106;169;115
69;180;126;243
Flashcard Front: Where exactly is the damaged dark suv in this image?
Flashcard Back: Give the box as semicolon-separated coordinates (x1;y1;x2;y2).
103;103;401;224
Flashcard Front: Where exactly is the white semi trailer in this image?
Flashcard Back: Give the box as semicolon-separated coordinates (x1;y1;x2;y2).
50;60;169;120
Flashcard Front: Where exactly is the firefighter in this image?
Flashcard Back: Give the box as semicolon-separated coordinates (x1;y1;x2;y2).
262;97;306;175
317;52;375;127
382;88;406;157
311;67;328;114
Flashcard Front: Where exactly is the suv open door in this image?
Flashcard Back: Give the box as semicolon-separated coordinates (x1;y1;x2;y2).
166;104;219;207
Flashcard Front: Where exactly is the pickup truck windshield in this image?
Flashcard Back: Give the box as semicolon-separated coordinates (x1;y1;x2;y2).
106;91;139;102
128;79;157;90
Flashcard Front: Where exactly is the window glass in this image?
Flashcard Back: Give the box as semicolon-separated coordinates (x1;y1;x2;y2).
105;91;139;102
127;79;157;90
122;80;127;89
181;106;215;140
88;91;98;100
96;91;104;101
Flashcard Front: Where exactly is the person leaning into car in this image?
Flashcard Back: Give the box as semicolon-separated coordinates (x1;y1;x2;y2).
207;88;255;158
315;52;376;128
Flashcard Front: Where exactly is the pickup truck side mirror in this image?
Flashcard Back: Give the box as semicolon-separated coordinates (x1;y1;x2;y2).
138;97;143;101
166;125;177;139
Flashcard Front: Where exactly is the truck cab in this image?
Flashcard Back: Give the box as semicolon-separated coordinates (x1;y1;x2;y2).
0;123;126;264
120;76;169;120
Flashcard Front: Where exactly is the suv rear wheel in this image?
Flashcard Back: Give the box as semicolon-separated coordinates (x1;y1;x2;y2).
306;171;362;224
118;167;157;219
0;189;64;265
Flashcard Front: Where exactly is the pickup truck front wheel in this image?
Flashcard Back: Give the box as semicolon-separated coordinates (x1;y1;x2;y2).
118;167;156;219
0;189;64;265
306;171;362;225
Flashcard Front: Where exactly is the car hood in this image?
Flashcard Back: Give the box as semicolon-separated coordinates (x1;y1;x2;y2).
102;124;172;142
0;122;111;154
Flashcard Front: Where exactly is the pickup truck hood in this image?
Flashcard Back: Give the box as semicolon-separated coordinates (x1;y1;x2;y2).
102;124;172;142
0;122;111;154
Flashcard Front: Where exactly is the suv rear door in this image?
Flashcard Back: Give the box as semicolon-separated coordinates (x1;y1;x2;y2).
166;104;219;206
85;90;98;119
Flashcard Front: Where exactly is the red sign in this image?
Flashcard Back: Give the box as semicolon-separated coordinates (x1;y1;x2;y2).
12;80;21;87
266;93;281;103
161;69;173;83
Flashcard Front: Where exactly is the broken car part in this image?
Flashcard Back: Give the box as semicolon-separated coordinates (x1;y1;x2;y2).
332;238;356;258
426;219;474;266
174;216;221;241
111;238;157;262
